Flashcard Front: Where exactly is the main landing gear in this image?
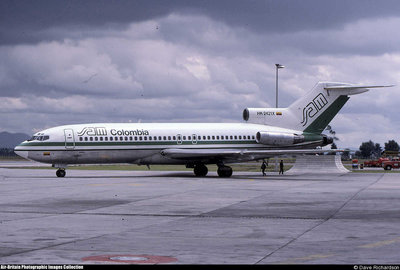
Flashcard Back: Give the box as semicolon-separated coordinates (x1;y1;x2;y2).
193;164;208;177
217;165;233;178
56;169;66;177
192;163;233;177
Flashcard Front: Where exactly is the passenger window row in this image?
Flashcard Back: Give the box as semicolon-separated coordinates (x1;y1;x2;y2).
78;135;256;142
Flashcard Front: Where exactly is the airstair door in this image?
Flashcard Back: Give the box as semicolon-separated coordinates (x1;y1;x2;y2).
64;129;75;149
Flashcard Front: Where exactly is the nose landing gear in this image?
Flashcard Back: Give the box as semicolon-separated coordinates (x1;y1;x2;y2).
53;164;67;177
56;169;66;177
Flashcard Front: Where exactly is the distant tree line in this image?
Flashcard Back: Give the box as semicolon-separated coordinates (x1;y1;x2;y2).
355;140;400;159
323;126;399;160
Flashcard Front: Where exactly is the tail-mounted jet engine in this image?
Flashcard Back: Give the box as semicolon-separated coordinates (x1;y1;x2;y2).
255;131;333;147
256;132;305;146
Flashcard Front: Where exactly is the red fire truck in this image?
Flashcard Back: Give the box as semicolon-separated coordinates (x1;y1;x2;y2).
364;158;389;167
382;158;400;170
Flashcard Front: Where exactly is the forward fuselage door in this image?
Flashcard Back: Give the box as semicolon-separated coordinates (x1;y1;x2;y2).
64;129;75;149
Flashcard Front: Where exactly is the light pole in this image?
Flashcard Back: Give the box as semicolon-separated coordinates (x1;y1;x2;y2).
275;64;285;108
275;64;284;172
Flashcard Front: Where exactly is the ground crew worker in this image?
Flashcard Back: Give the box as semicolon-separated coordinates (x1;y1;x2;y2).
279;160;284;175
261;160;267;176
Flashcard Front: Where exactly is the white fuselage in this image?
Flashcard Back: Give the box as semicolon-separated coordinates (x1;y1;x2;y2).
14;122;319;166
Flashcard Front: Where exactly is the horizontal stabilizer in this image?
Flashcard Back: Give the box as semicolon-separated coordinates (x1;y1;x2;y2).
323;84;394;96
324;85;394;90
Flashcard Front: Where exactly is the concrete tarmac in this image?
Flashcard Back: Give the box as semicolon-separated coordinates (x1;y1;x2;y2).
0;167;399;264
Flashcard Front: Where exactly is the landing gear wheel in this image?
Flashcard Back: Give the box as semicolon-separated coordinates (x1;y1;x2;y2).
56;169;66;178
194;164;208;177
217;166;233;178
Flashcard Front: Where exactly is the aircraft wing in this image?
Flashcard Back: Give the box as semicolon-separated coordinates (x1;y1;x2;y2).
160;148;342;162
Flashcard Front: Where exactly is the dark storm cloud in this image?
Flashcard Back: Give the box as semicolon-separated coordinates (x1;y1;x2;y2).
0;0;171;44
2;0;400;45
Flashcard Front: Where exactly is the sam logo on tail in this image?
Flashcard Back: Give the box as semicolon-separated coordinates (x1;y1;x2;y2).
301;93;328;126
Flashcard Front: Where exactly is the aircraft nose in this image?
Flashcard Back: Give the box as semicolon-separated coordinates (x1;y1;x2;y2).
14;145;29;159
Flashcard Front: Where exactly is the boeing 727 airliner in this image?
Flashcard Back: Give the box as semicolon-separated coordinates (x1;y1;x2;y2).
14;82;392;177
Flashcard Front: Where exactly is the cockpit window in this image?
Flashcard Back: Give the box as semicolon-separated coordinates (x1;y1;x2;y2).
27;135;50;141
27;136;37;141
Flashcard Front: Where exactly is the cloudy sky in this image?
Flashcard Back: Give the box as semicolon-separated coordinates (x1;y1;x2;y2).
1;0;400;149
